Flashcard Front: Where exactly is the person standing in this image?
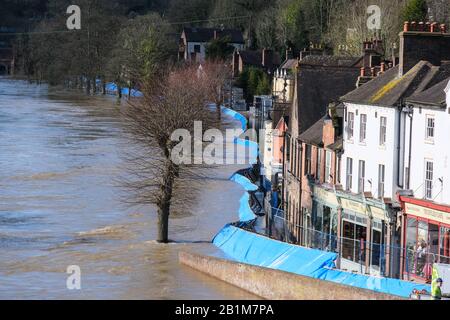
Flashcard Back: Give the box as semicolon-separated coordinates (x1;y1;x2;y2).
431;278;443;300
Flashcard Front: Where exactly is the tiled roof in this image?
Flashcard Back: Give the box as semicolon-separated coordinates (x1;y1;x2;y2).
183;27;244;44
239;50;262;66
294;61;360;134
299;116;325;146
341;61;450;106
299;55;362;67
406;77;449;107
280;59;298;70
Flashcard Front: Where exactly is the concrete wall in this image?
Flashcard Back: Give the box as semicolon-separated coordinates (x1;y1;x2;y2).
179;251;405;300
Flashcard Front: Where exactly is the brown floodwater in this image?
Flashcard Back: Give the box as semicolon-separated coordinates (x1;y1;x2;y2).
0;78;258;299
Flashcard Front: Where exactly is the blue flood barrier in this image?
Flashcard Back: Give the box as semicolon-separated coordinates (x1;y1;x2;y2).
105;82;143;97
221;106;247;131
213;225;430;298
237;193;257;222
221;105;259;222
230;173;258;192
229;173;257;222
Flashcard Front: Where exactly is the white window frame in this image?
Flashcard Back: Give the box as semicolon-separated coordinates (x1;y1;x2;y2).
378;164;385;199
425;115;435;143
425;160;434;200
346;157;353;191
317;148;322;181
360;114;367;143
358;160;365;194
325;150;332;183
347;112;354;140
379;116;387;146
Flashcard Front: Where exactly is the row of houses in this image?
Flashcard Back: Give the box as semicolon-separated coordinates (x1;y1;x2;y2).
253;22;450;284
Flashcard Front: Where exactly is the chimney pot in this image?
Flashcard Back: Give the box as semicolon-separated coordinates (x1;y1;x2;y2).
411;21;417;30
381;62;386;72
425;22;431;32
404;21;410;32
431;22;438;32
418;22;425;31
371;67;376;77
441;24;447;33
360;67;366;77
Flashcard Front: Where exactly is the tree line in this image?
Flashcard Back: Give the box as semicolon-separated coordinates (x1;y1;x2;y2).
7;0;449;89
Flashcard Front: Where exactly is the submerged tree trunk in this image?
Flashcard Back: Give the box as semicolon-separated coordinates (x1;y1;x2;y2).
86;79;91;95
156;157;176;243
157;205;170;243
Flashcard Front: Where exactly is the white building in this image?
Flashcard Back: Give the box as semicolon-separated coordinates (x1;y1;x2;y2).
404;78;450;203
338;23;450;280
179;27;244;63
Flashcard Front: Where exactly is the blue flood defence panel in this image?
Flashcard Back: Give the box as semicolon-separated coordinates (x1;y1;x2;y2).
229;173;257;222
237;193;257;222
105;82;144;97
213;225;431;298
221;106;247;131
230;173;258;192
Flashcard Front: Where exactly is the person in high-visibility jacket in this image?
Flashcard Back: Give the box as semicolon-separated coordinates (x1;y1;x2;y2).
432;278;443;300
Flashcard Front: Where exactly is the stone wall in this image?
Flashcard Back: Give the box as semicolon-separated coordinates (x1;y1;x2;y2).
179;251;405;300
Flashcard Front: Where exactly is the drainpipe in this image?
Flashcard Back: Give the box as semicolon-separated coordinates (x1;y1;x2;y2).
406;105;414;190
396;102;404;189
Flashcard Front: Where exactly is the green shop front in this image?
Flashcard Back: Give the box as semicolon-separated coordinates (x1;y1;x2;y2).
337;193;393;277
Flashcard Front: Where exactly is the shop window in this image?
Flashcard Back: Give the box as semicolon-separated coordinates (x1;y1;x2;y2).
342;220;367;263
404;217;438;281
440;227;450;264
371;229;382;269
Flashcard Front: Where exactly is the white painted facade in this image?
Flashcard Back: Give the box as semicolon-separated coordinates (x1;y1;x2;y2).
404;80;450;205
342;102;402;200
184;41;244;63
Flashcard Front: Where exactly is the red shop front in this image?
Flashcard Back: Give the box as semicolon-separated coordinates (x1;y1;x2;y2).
399;196;450;283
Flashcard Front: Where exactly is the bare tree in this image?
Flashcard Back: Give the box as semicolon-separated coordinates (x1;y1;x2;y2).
122;64;226;243
198;59;231;119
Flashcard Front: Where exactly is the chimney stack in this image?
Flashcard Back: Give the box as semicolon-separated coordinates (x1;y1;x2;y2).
262;48;274;69
399;21;450;76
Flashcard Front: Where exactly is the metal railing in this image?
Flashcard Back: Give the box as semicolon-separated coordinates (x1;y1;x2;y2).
264;210;450;280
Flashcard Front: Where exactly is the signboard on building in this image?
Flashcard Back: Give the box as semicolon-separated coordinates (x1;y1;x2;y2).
405;202;450;226
339;197;387;221
313;187;339;208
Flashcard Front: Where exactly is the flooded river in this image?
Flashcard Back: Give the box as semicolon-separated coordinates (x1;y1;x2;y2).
0;78;257;299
